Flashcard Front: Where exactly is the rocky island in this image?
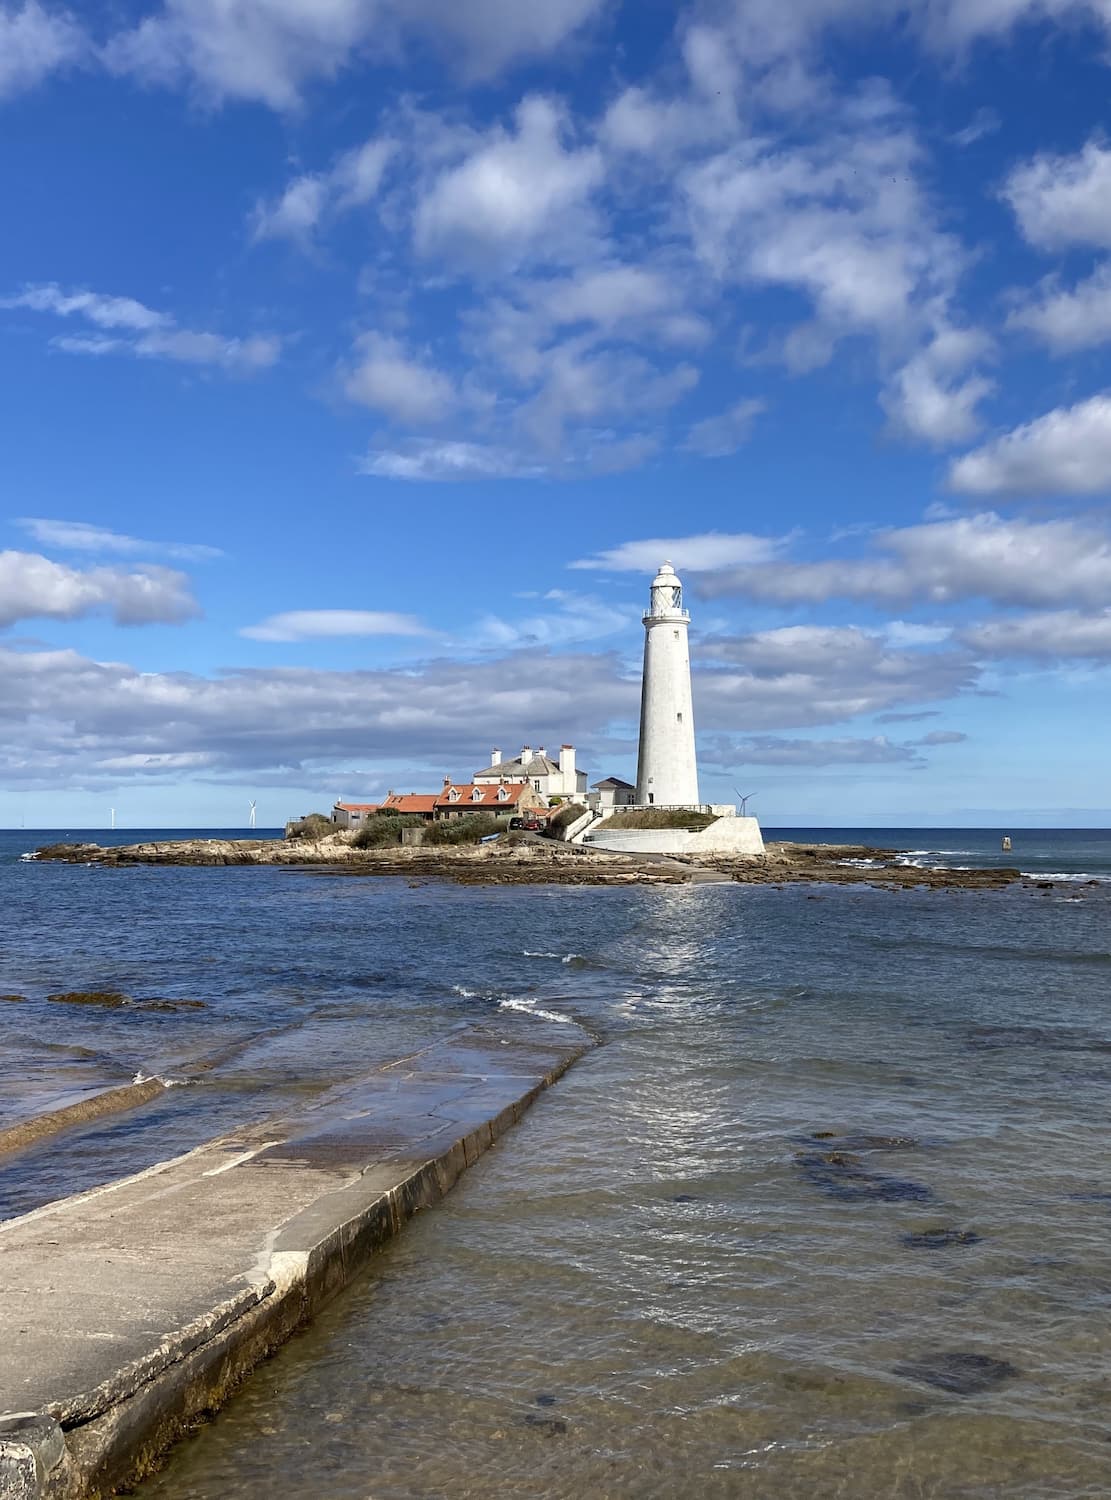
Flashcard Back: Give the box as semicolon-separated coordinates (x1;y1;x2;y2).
30;833;1028;891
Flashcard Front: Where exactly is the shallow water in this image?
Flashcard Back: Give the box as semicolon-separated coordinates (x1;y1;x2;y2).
4;829;1111;1496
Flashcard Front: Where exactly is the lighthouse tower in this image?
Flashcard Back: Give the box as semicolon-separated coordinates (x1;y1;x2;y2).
635;561;700;808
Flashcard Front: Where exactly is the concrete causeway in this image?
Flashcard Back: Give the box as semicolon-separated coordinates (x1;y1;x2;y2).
0;1023;589;1499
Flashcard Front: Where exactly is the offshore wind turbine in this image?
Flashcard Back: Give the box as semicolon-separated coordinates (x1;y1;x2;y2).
249;799;257;831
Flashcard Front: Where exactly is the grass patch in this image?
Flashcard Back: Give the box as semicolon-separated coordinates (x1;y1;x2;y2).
603;809;717;831
351;815;416;849
546;802;589;837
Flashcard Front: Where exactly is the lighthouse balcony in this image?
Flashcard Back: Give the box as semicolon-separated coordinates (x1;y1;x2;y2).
643;608;690;625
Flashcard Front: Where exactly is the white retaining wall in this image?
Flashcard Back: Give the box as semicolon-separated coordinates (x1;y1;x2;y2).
585;816;765;857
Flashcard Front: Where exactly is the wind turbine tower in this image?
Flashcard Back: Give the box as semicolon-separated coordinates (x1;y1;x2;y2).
249;800;257;831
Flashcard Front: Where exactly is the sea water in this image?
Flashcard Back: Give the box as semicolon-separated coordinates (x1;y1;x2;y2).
3;828;1111;1497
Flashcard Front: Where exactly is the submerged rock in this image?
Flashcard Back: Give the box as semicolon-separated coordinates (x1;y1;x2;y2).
805;1131;919;1151
522;1415;568;1436
793;1149;933;1204
46;990;129;1007
893;1351;1019;1396
902;1228;981;1250
0;993;27;1003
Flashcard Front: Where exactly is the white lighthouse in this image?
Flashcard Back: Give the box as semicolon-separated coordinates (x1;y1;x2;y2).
635;561;701;808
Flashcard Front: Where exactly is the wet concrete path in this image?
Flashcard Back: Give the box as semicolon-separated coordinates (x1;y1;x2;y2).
0;1021;588;1499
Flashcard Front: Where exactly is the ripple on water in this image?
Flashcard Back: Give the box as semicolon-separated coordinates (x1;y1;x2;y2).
5;839;1111;1497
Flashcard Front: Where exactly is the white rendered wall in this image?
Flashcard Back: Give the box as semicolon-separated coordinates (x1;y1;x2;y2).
585;817;765;856
635;615;700;807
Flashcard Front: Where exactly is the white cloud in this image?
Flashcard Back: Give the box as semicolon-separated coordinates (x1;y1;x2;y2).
572;531;787;572
252;173;328;243
695;623;978;729
1003;138;1111;250
15;518;222;562
1007;262;1111;353
1;283;169;330
914;729;966;745
0;639;638;791
948;395;1111;496
344;333;457;424
699;513;1111;608
679;94;962;351
104;0;606;109
472;590;631;650
685;397;766;457
241;609;429;642
949;107;1000;147
414;95;604;269
725;734;921;766
0;2;84;99
358;440;544;481
5;283;280;372
881;324;995;445
0;551;198;628
253;137;394;244
962;609;1111;659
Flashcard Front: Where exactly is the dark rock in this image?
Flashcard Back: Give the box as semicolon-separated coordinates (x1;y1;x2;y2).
46;990;129;1008
133;998;209;1012
534;1394;558;1407
798;1131;919;1151
902;1228;981;1250
893;1351;1019;1396
671;1193;700;1203
793;1150;933;1204
523;1415;568;1435
0;993;27;1003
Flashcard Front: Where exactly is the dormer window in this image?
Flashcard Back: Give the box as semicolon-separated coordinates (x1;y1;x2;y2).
472;788;483;802
497;787;509;801
447;787;459;802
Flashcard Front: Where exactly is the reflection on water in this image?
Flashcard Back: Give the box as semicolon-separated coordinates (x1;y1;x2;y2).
4;831;1111;1495
121;866;1111;1500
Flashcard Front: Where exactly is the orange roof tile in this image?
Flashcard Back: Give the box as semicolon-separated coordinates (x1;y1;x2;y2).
435;782;531;809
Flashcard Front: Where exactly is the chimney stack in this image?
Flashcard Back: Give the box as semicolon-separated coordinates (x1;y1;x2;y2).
521;745;532;764
536;745;545;760
559;744;576;786
491;748;502;766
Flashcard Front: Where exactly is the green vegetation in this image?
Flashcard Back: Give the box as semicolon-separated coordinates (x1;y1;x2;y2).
285;813;335;842
424;814;511;845
351;816;413;849
604;809;717;831
546;802;588;837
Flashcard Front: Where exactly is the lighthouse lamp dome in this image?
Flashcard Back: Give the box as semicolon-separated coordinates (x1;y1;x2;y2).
647;560;687;620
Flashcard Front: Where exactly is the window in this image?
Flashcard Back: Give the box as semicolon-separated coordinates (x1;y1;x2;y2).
673;630;680;640
534;779;541;791
472;788;483;801
677;712;683;723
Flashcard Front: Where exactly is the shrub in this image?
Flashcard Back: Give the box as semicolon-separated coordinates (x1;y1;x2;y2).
424;814;510;845
352;816;412;849
286;813;335;842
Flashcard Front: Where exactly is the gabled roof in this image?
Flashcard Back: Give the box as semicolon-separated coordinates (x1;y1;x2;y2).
593;777;635;789
474;754;559;779
436;782;531;809
380;793;438;815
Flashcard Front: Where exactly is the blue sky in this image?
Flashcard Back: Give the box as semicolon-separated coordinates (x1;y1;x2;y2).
3;0;1111;828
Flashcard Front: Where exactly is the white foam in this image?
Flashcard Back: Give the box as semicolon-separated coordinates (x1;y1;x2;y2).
498;997;576;1026
1022;871;1104;883
522;950;562;959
